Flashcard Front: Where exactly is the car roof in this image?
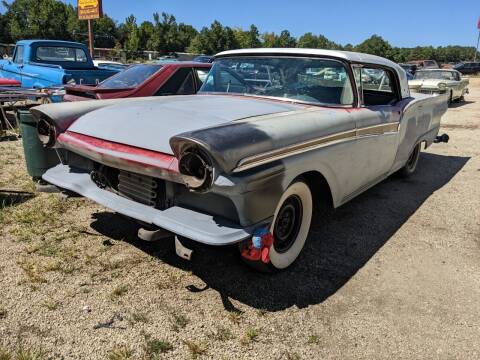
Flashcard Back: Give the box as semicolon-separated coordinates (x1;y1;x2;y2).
161;62;212;68
16;40;86;47
216;48;402;68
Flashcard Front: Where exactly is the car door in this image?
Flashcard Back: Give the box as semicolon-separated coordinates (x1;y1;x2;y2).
1;45;24;83
348;65;401;192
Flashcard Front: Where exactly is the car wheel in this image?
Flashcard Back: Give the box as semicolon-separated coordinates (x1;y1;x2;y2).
399;143;421;177
241;181;313;272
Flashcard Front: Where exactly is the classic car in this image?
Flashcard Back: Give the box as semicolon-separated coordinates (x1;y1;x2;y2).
32;49;449;271
399;63;417;75
408;69;469;103
63;62;211;101
193;55;214;63
407;60;439;69
0;40;119;89
0;78;20;87
92;60;129;72
453;61;480;75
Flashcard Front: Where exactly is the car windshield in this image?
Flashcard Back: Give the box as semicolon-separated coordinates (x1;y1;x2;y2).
414;70;456;80
199;57;354;106
98;64;162;89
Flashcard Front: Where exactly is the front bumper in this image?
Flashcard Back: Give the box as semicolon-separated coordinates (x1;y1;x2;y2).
43;164;253;245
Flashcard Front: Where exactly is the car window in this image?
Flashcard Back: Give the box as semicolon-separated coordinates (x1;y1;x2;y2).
156;67;194;96
177;70;195;95
36;46;88;62
200;57;354;106
13;45;24;64
361;68;393;92
98;64;162;89
195;68;209;87
354;66;398;106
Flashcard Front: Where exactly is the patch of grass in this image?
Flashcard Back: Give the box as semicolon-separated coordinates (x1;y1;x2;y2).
17;259;47;285
144;339;173;357
211;325;233;342
42;299;60;311
182;340;207;359
110;285;129;299
14;347;46;360
128;311;149;324
240;328;259;345
226;311;243;325
171;313;189;332
0;347;11;360
285;351;301;360
307;334;320;345
107;345;134;360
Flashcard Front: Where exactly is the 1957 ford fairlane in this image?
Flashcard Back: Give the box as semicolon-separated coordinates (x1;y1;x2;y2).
32;49;449;271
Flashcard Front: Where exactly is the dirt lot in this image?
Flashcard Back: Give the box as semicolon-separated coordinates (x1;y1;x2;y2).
0;79;479;360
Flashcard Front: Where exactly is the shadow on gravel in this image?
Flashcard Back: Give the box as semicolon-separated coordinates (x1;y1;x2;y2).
448;100;475;109
91;152;469;312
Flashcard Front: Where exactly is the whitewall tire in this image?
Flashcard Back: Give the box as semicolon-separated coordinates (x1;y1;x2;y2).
268;181;313;270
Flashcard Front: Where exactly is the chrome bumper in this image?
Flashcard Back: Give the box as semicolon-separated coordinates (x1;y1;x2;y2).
43;164;252;245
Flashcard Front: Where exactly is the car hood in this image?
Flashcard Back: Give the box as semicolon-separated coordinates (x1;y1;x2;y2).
67;95;306;154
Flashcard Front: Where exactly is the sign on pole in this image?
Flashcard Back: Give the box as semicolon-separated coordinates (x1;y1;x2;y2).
78;0;103;20
78;0;103;57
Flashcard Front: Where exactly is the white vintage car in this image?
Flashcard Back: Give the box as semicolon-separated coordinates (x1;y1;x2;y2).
408;69;469;103
33;49;450;272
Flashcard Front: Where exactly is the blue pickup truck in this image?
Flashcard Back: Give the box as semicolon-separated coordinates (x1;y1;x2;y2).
0;40;118;89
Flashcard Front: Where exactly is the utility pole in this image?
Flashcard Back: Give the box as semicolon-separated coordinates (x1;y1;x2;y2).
475;30;480;62
88;19;94;57
476;17;480;61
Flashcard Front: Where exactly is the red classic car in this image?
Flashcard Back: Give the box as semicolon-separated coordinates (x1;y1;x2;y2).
0;78;21;87
63;62;212;101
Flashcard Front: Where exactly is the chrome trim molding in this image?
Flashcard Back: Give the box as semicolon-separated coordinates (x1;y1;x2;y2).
233;122;400;173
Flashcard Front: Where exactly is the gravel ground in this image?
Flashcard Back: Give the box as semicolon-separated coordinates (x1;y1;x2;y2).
0;79;479;360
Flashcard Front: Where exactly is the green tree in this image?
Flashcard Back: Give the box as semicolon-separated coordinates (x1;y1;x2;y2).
261;32;279;48
3;0;70;41
124;15;140;55
277;30;296;48
355;34;392;59
187;20;238;54
0;10;11;43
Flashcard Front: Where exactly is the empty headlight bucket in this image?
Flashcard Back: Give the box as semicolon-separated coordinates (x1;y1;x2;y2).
37;118;57;148
178;149;214;191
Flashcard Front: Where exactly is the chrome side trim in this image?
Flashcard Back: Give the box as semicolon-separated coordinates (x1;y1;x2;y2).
233;122;400;173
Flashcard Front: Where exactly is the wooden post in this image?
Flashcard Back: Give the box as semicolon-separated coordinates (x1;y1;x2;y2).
88;19;94;58
475;31;480;62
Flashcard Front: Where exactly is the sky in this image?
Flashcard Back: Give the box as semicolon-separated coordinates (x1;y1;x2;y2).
2;0;480;47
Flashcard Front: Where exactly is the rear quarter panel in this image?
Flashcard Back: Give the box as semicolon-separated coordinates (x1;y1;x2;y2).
391;93;448;172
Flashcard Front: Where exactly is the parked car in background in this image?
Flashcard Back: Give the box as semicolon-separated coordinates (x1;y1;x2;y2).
34;48;449;271
453;62;480;75
408;60;439;69
193;55;214;63
409;69;469;103
93;60;128;72
156;56;179;63
0;40;119;89
64;62;211;101
399;63;417;75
